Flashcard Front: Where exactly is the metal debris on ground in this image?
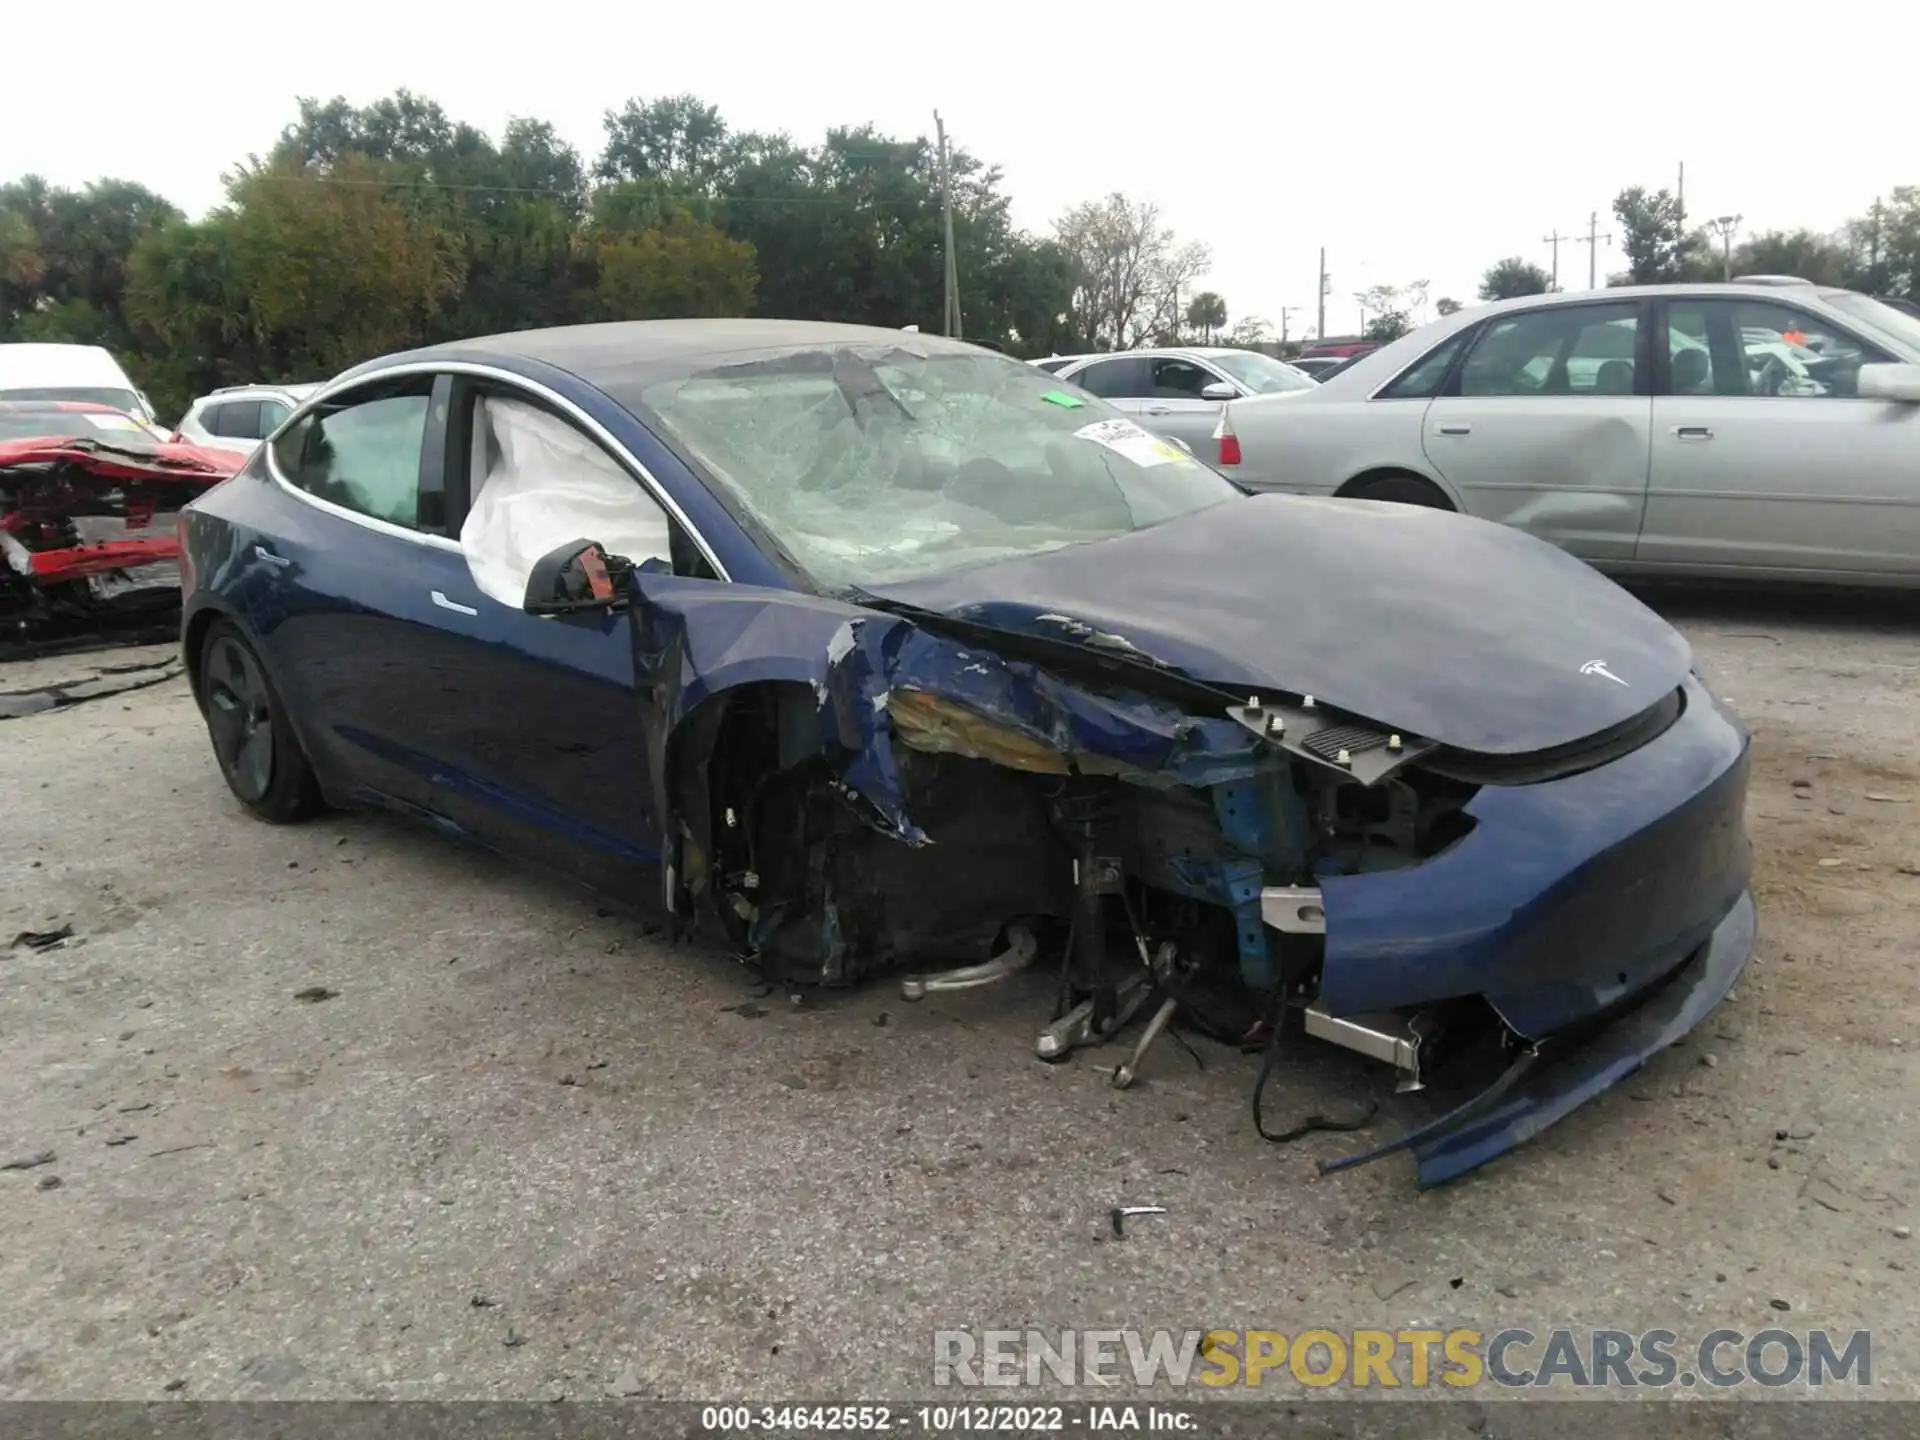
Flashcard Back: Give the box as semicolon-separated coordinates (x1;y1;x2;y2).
1109;1204;1168;1239
10;924;74;951
0;657;184;721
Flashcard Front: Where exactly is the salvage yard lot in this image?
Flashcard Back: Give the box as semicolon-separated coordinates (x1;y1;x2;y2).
1;588;1917;1401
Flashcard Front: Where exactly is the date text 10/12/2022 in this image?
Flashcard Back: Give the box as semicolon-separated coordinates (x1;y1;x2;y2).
700;1406;1196;1432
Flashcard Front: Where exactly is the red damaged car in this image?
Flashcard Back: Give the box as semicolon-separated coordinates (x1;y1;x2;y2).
0;401;241;632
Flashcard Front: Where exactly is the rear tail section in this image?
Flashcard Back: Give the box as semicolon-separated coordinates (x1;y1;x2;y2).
1212;402;1241;467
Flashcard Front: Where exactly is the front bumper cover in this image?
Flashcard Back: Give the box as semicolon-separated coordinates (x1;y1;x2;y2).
1315;888;1755;1186
1273;672;1756;1183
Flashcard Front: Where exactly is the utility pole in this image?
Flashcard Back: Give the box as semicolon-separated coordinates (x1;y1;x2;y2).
1542;228;1567;290
1316;248;1327;343
1677;161;1685;221
1279;306;1300;346
1708;214;1743;280
1578;211;1613;290
933;110;960;338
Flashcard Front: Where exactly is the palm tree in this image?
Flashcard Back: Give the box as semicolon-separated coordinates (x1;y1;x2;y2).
1184;291;1227;344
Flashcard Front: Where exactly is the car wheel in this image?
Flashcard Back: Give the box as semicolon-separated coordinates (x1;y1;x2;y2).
1342;472;1454;509
198;620;323;823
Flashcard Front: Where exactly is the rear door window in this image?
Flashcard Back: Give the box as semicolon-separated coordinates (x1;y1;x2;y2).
208;400;262;438
1072;356;1153;399
271;381;437;533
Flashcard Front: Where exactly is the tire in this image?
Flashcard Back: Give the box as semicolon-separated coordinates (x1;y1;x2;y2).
1342;472;1454;510
197;619;324;823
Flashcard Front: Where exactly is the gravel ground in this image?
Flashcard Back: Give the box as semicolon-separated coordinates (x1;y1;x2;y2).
0;588;1915;1406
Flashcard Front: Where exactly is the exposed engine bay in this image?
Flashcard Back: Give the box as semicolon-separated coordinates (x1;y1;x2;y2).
651;601;1699;1174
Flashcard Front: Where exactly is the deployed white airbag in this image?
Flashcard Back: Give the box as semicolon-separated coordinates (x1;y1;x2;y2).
461;396;672;608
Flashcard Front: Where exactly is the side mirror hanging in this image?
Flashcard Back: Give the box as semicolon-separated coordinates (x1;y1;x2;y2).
523;539;634;615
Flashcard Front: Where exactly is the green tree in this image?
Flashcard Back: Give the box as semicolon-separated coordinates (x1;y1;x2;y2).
596;95;738;193
122;213;257;417
1842;190;1920;297
1185;290;1227;343
1052;193;1210;349
1730;229;1851;287
206;153;463;378
1610;186;1716;284
594;211;758;319
269;91;586;344
0;176;179;352
1364;310;1411;342
1358;282;1422;340
1478;257;1551;300
1435;296;1463;316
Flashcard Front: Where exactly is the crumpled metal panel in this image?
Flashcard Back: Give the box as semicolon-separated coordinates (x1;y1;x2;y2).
630;572;1286;853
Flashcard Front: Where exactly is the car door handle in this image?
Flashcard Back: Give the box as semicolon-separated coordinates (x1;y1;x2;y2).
1436;422;1472;436
1145;405;1173;415
1672;425;1714;441
253;544;290;568
430;590;479;617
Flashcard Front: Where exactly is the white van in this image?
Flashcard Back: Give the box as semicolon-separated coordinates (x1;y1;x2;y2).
0;343;157;422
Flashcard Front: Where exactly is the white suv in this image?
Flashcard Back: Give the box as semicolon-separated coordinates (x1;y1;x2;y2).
176;383;319;455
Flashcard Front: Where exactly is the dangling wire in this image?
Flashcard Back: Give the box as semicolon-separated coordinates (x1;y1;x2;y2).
1250;973;1378;1146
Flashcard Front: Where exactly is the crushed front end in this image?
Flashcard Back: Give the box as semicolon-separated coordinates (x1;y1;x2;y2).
0;433;238;649
659;598;1752;1187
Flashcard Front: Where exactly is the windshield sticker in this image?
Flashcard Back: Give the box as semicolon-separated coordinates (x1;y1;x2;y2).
1072;417;1184;468
1040;390;1086;408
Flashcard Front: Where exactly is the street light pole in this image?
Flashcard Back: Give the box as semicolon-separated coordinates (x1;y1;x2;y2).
1708;214;1743;281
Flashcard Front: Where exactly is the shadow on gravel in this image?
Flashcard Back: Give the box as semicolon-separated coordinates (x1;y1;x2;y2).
1626;580;1920;634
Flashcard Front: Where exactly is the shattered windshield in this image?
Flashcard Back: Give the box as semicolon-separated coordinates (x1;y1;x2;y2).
635;346;1242;588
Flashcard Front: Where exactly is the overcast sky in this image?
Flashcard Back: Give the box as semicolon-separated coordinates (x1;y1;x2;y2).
6;3;1914;339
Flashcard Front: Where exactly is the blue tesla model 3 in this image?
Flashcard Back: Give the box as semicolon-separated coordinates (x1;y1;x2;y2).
177;319;1755;1185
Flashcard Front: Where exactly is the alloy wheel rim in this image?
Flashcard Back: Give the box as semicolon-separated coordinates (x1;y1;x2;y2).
206;638;275;803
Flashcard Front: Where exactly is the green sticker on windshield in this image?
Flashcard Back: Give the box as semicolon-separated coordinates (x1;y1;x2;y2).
1041;390;1086;408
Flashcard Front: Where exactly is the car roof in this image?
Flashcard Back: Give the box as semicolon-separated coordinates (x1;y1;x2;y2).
365;319;986;394
1065;346;1263;363
198;382;322;403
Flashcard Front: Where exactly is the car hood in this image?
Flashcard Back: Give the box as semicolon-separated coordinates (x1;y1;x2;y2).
861;493;1694;757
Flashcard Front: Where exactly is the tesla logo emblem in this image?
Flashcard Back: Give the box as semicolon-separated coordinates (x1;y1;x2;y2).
1581;660;1630;687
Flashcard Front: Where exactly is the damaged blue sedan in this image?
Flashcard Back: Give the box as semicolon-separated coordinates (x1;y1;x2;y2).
177;319;1756;1186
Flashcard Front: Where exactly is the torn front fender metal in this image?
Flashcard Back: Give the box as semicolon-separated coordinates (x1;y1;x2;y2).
630;574;1319;989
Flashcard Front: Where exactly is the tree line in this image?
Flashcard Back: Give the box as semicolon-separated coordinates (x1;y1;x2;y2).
1470;183;1920;303
0;92;1226;422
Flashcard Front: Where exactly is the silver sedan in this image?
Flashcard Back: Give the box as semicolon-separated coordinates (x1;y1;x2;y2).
1050;347;1318;453
1211;280;1920;586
